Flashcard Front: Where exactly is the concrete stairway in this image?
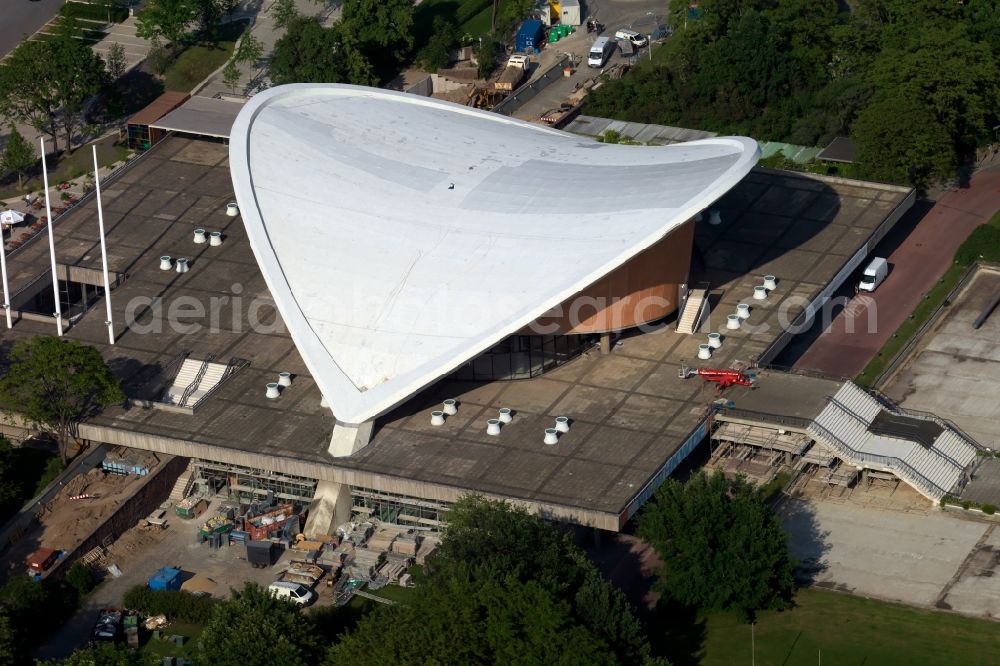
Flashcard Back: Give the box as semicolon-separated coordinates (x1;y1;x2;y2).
807;383;980;502
677;287;708;334
163;358;202;405
168;463;195;503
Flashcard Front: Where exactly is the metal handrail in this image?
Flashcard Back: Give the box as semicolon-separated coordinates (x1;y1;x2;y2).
825;395;966;474
866;386;983;452
194;357;250;408
808;420;948;499
714;406;812;430
179;355;214;407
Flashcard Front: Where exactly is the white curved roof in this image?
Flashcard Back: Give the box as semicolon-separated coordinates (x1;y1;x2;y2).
230;84;759;425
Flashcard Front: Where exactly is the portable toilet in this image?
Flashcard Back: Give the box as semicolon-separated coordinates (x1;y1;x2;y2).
516;20;545;53
148;567;182;591
559;0;581;26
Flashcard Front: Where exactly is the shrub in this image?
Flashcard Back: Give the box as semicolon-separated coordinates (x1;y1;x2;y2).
122;586;218;623
961;500;973;510
66;562;98;598
983;504;997;515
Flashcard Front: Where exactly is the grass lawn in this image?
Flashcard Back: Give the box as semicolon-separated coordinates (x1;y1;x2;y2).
0;133;130;201
856;209;1000;386
139;621;204;661
699;589;1000;666
162;20;248;93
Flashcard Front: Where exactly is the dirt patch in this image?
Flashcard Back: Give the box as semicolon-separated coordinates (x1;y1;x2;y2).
0;449;162;578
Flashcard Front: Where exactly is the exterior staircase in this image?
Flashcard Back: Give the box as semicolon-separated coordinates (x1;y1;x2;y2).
677;286;709;334
162;358;232;408
807;383;981;502
168;462;195;504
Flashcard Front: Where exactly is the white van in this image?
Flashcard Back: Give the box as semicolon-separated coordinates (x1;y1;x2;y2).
268;581;315;606
615;29;648;47
858;257;888;292
588;37;615;67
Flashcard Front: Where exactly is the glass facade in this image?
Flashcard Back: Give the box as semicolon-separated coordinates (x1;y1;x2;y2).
450;334;595;381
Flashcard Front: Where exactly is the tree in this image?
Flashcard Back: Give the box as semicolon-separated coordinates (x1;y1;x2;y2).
219;0;240;20
197;583;321;665
0;40;61;153
49;32;108;152
0;337;123;463
1;129;35;190
269;18;376;86
852;91;954;188
57;643;146;665
106;42;129;81
416;17;458;73
192;0;222;34
475;37;498;80
136;0;195;43
341;0;414;66
327;575;621;665
222;59;242;94
273;0;299;30
431;497;656;665
637;471;794;621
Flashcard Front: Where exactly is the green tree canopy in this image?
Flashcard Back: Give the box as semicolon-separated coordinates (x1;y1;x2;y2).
0;337;123;462
327;575;621;665
54;642;147;665
637;471;794;621
269;17;376;86
0;41;61;152
136;0;196;43
1;128;36;190
341;0;414;70
48;32;108;152
429;496;656;665
196;582;321;666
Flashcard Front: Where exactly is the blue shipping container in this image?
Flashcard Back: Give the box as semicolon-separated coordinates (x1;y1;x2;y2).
515;20;544;52
148;567;182;591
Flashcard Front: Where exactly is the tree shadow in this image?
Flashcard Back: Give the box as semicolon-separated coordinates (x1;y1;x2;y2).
647;598;707;666
774;497;830;587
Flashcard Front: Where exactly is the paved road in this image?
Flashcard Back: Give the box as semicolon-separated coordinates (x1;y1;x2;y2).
792;169;1000;377
0;0;64;58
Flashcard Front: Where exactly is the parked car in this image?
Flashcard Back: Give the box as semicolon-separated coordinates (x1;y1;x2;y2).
858;257;889;292
268;581;315;606
615;29;648;47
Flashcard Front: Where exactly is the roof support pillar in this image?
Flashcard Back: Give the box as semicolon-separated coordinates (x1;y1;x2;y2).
303;480;353;538
600;332;612;354
328;420;373;457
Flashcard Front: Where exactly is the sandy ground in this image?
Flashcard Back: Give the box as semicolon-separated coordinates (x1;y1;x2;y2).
1;450;162;579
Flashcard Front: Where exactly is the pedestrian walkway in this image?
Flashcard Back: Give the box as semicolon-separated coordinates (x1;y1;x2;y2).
794;169;1000;377
196;0;341;98
91;16;153;74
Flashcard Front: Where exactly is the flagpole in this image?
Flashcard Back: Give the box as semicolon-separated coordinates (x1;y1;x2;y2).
92;146;114;344
0;225;10;329
40;138;63;336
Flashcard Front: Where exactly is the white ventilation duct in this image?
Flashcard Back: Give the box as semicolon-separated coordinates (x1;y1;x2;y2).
763;275;777;290
697;344;712;360
443;399;457;415
227;202;239;217
265;382;280;399
175;258;189;273
498;407;512;424
554;416;570;433
159;256;172;271
726;314;741;330
708;332;722;349
430;410;445;426
193;229;207;244
708;209;722;225
210;232;223;247
753;285;767;300
486;419;501;436
736;303;750;319
543;428;559;445
278;372;292;387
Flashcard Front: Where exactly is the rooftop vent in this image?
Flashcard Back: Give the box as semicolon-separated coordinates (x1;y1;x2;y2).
486;419;501;436
544;428;559;445
226;202;239;217
431;411;445;426
498;407;512;424
193;229;207;244
554;416;570;433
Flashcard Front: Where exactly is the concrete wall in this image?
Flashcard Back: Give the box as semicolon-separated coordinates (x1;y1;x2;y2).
45;454;188;581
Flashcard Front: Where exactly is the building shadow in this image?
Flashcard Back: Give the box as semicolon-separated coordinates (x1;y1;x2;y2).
775;497;830;587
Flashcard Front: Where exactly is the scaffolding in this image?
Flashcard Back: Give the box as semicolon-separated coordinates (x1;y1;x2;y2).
190;460;318;507
350;487;450;531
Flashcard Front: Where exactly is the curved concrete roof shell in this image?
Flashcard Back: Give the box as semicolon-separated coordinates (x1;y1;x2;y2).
230;84;760;425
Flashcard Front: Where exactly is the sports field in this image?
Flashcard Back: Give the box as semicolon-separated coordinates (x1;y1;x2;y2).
699;588;1000;666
